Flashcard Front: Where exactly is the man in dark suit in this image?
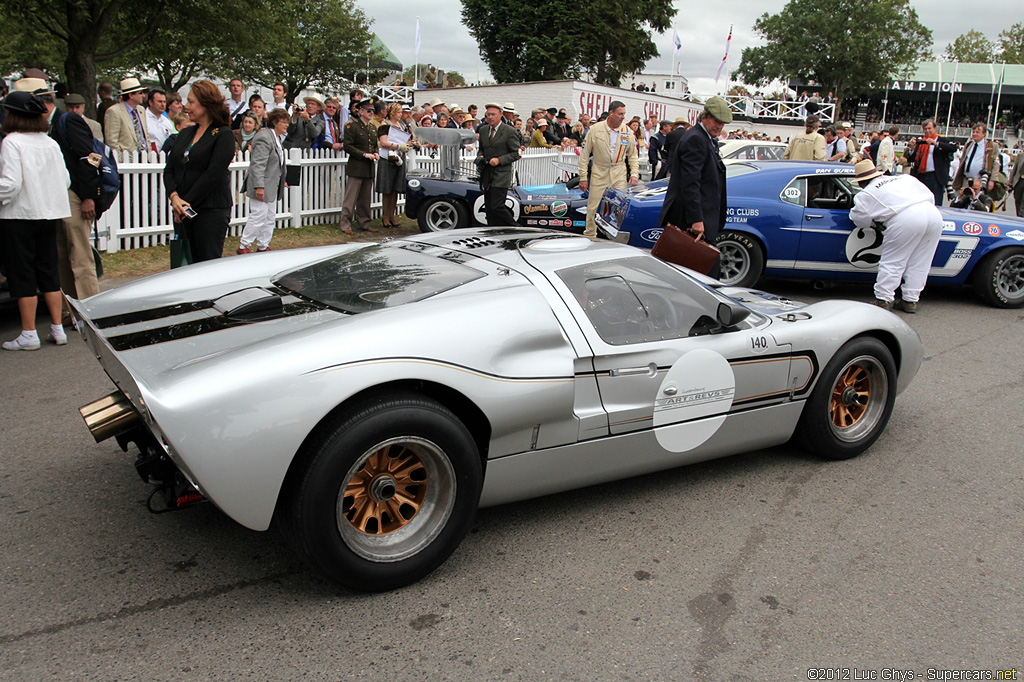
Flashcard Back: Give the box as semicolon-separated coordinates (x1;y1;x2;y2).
904;119;957;205
648;120;671;180
655;117;690;180
477;103;521;225
657;97;732;279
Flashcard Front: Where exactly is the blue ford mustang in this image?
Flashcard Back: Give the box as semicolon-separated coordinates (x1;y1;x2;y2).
595;160;1024;308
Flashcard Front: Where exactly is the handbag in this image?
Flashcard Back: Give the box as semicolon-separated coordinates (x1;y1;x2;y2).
170;233;193;269
650;224;721;276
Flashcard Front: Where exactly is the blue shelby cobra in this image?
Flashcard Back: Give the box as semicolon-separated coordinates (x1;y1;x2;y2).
596;160;1024;308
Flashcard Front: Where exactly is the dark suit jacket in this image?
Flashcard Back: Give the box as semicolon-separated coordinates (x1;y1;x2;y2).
658;125;727;237
477;123;521;189
905;135;957;184
164;124;236;208
648;132;666;166
660;127;687;177
50;112;102;203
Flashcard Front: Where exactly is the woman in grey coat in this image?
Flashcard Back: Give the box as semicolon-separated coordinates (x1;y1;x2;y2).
239;108;289;253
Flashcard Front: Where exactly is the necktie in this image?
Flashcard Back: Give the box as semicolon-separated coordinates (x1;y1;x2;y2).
131;107;146;152
489;126;496;143
966;142;979;177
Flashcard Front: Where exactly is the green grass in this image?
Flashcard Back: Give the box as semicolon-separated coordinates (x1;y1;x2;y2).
100;215;421;280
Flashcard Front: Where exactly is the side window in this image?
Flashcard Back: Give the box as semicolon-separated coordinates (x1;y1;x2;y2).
557;257;724;346
781;177;806;206
807;176;853;209
760;146;784;160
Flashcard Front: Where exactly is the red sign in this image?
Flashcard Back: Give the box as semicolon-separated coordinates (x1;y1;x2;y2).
962;222;982;235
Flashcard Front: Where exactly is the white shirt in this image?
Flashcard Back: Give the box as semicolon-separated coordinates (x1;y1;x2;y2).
145;108;174;150
963;139;988;179
227;96;249;120
266;100;288;113
876;136;895;174
851;174;934;229
0;133;72;220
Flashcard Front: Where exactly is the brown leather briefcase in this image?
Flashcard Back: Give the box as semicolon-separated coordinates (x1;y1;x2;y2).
650;224;721;275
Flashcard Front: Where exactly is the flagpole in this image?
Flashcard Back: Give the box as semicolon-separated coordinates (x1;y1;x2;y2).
934;60;942;122
945;61;959;134
986;59;998;131
414;17;420;90
992;61;1006;136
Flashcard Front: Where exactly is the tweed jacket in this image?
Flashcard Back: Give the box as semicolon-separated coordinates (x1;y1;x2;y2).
952;138;1003;190
104;101;149;157
578;120;639;187
245;128;286;203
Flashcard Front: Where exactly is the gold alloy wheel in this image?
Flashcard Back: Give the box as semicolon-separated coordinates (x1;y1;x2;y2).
336;436;456;562
342;443;427;535
826;355;888;443
830;365;871;428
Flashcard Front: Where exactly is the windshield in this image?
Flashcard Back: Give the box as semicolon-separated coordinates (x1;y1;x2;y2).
274;243;485;313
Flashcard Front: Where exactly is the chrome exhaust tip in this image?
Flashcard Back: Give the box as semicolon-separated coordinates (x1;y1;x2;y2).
80;391;140;443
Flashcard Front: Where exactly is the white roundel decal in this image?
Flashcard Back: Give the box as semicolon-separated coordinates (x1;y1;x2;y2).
472;194;521;225
654;349;735;452
844;225;884;269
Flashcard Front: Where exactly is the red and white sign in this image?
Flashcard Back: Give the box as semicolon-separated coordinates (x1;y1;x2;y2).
962;222;983;235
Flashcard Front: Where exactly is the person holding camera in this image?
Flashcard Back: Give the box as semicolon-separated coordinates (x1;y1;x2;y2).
165;80;236;262
282;95;325;150
949;184;994;212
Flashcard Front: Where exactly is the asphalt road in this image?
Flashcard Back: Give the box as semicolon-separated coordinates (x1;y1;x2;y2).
1;277;1021;682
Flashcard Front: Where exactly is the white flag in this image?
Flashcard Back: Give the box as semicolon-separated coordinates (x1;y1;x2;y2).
415;18;421;56
714;25;732;83
672;29;682;59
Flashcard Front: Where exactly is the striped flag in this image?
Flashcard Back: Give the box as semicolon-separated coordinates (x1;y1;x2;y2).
714;25;733;83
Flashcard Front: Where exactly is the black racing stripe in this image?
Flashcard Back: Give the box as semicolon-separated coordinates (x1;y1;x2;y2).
92;301;216;329
107;302;322;351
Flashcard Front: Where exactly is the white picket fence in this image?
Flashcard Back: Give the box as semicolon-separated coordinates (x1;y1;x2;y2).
96;147;593;253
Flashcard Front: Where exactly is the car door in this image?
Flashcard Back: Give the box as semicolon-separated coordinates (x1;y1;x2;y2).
541;255;805;452
791;174;863;269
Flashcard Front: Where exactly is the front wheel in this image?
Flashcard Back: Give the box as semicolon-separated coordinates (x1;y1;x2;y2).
281;394;482;591
418;198;468;233
796;337;896;460
973;247;1024;308
715;231;764;287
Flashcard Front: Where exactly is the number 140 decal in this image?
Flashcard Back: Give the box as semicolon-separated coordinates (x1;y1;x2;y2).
750;334;771;354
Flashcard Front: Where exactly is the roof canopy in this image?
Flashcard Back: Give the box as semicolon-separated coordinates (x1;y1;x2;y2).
371;34;402;72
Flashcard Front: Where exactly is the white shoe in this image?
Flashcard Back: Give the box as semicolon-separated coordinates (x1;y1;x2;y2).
3;335;41;351
47;332;68;346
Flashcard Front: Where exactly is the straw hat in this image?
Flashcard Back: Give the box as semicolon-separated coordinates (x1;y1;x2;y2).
14;77;53;95
854;159;883;183
119;77;147;94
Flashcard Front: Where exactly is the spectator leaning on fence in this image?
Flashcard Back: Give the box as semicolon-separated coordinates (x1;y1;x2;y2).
0;91;72;351
165;80;236;263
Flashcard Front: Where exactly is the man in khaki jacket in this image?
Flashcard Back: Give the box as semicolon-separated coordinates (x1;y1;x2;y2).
578;100;639;238
104;77;150;158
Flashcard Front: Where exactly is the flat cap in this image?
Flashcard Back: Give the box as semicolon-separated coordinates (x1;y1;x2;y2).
703;96;733;124
484;102;502;110
64;93;86;105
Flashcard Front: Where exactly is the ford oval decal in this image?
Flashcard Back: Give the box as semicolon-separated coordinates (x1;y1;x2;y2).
640;228;663;243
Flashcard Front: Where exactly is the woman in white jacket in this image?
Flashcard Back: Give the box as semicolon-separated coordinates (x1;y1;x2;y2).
0;92;72;351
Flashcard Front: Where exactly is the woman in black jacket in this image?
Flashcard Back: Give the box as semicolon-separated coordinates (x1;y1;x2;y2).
164;80;236;262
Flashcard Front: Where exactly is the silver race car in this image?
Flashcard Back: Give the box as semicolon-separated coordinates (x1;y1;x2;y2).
74;229;923;591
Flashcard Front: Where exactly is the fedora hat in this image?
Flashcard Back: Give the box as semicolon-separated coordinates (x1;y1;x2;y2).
119;77;147;94
503;102;516;114
484;101;502;111
3;91;48;115
450;107;464;116
428;97;444;108
303;93;324;108
14;77;53;95
854;159;883;183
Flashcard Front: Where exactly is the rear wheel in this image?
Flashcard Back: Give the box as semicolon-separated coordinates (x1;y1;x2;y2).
282;394;482;591
973;247;1024;308
418;198;468;233
796;337;896;460
715;231;764;287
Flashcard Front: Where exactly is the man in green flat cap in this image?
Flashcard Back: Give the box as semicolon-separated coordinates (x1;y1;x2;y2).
657;96;732;279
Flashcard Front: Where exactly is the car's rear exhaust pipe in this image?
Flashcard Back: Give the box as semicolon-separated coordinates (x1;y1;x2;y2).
80;392;141;443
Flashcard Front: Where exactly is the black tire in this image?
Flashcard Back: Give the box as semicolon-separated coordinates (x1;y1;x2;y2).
417;197;468;233
715;231;764;287
283;394;482;591
796;337;897;460
972;247;1024;308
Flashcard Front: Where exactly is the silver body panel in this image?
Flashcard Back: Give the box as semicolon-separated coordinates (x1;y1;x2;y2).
72;228;923;531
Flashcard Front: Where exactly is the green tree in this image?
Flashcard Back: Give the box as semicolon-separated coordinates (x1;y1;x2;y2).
943;30;997;63
734;0;931;107
9;0;170;118
998;22;1024;64
443;71;466;87
460;0;676;86
225;0;383;103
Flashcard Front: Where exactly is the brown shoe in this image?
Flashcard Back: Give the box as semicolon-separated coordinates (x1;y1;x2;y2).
360;227;377;233
872;299;892;309
341;229;353;236
894;299;918;313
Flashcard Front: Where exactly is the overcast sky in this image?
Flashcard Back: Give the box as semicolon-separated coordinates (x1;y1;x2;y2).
357;0;1021;94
